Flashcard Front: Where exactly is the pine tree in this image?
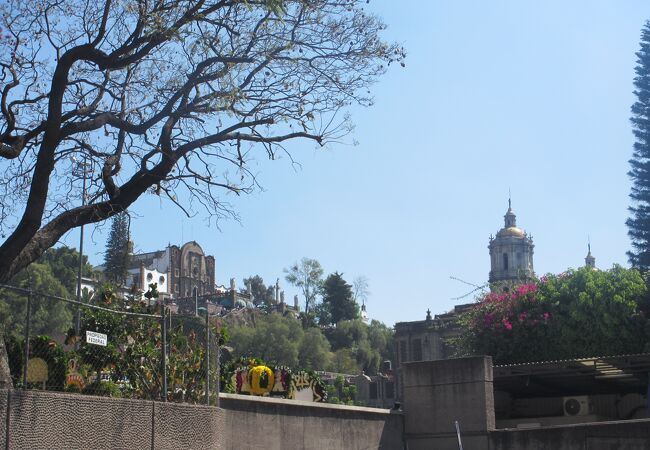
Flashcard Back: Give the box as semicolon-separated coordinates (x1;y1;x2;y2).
320;272;358;326
628;21;650;272
103;212;130;285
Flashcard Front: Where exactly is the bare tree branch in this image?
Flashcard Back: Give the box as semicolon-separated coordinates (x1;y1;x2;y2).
0;0;406;282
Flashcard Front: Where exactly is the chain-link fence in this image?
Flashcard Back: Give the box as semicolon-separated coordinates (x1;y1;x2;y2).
0;284;220;406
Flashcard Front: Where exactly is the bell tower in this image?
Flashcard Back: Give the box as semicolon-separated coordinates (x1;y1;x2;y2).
585;241;596;269
488;199;535;291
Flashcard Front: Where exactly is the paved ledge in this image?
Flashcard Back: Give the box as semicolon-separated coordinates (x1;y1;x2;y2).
219;392;400;414
494;416;650;432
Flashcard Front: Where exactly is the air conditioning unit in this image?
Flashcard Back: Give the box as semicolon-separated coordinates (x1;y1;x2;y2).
563;396;593;416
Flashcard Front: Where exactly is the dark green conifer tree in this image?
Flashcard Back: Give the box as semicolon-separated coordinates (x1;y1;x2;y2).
319;272;358;326
103;212;130;285
628;21;650;271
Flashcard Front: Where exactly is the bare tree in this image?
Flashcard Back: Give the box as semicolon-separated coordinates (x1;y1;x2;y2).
352;275;369;305
284;257;323;314
0;0;405;284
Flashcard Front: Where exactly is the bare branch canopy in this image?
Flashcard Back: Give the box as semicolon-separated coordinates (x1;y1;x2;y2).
0;0;405;282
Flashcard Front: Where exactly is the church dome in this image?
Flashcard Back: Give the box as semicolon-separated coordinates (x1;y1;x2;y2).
488;198;536;286
497;226;525;238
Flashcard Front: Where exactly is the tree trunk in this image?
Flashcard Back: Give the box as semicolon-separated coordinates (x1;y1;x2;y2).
0;325;13;389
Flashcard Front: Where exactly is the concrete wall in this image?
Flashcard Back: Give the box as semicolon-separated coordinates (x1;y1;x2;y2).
219;393;404;450
6;370;650;450
1;389;224;450
153;400;225;450
0;389;7;447
490;418;650;450
0;389;403;450
402;356;495;450
401;356;650;450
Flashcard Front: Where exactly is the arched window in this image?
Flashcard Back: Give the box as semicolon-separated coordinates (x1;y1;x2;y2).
503;253;509;270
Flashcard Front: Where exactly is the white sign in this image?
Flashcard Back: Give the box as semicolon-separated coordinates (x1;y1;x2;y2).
86;330;108;346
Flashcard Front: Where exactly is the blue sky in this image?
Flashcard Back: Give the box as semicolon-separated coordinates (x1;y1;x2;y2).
64;1;650;326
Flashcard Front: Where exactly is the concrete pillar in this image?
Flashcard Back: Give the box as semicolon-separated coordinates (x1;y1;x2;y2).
402;356;494;450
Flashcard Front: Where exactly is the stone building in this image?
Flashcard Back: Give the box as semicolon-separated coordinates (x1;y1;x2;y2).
393;305;472;401
353;371;395;409
394;200;537;401
393;201;602;404
125;241;216;298
488;199;535;291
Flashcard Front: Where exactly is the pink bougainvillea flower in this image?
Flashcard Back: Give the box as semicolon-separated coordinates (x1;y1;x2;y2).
516;284;538;296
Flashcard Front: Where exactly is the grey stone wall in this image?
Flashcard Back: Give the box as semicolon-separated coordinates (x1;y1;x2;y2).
5;380;650;450
1;389;224;450
402;356;494;450
0;389;403;450
4;389;155;450
219;393;404;450
153;400;225;450
0;389;7;446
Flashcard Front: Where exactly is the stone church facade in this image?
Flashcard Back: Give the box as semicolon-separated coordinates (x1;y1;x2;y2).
393;200;597;402
127;241;216;298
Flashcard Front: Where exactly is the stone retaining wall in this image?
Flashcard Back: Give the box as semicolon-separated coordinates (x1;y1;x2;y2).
219;393;404;450
1;389;224;450
0;389;404;449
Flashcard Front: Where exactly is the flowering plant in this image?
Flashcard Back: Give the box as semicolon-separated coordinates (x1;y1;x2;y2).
455;266;648;363
247;365;275;395
456;282;553;363
224;357;327;401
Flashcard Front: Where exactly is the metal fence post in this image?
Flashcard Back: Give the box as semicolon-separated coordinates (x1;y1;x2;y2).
22;290;32;389
74;305;81;345
205;311;210;405
161;302;168;402
215;333;220;408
